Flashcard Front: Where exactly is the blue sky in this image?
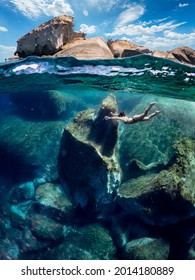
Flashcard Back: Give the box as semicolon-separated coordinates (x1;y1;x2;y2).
0;0;195;61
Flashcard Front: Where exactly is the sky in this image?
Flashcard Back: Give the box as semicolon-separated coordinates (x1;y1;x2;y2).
0;0;195;61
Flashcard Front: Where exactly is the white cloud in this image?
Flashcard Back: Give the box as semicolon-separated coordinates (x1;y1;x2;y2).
83;9;89;16
122;29;195;51
10;0;74;18
0;45;16;61
0;26;8;32
116;4;145;27
178;3;189;8
44;0;74;17
80;24;96;34
86;0;120;11
105;15;195;51
106;21;186;37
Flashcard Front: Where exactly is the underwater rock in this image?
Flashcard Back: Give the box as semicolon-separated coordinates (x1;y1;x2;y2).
45;223;116;260
119;98;195;180
0;115;65;181
30;213;64;241
0;238;19;260
55;37;113;59
9;205;26;226
10;91;86;121
19;227;51;255
33;177;46;188
58;94;121;210
35;183;75;222
16;15;84;57
117;138;195;225
9;182;34;204
188;239;195;259
121;237;169;260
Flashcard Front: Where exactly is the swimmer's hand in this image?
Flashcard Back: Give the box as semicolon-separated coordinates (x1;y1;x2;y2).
104;116;109;120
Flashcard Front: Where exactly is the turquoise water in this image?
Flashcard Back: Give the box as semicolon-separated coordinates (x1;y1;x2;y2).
0;55;195;260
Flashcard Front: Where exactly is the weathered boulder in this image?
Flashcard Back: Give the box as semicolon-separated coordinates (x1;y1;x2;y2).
152;50;168;59
58;94;121;210
107;39;150;58
46;223;116;260
0;115;65;181
118;98;195;180
35;183;75;222
55;37;113;59
16;15;85;57
117;137;195;225
9;182;34;205
153;46;195;66
121;237;170;260
29;213;64;241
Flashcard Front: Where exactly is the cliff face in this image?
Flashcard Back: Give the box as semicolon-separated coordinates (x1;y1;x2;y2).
16;15;85;57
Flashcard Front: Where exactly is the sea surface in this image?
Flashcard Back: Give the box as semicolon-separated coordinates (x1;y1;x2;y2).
0;55;195;260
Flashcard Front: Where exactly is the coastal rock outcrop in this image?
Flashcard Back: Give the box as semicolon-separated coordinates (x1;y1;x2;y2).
58;94;121;210
16;15;84;57
107;39;150;58
55;37;113;59
153;46;195;66
12;15;195;66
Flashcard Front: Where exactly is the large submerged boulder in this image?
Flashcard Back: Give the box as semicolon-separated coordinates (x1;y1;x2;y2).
0;115;65;181
55;37;113;59
117;137;195;225
121;237;170;260
58;94;121;210
119;98;195;180
16;15;84;57
10;90;86;121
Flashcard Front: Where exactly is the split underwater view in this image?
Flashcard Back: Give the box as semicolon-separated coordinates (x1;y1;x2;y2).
0;54;195;260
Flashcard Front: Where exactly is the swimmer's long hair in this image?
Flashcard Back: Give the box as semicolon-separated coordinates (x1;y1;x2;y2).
118;112;126;117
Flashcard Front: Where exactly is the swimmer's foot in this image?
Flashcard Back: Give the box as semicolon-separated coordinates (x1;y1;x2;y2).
150;102;157;106
155;110;160;114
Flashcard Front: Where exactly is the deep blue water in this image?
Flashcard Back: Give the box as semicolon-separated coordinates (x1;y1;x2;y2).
0;55;195;260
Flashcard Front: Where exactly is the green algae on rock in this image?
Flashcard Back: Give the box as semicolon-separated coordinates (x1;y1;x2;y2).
46;223;116;260
35;183;76;222
58;94;121;210
121;237;170;260
118;98;195;181
0;115;65;181
117;137;195;225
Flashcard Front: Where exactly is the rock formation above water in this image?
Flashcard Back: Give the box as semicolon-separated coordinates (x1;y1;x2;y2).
9;15;195;66
16;15;84;57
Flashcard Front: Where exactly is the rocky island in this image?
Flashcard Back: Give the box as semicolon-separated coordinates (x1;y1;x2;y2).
1;15;195;261
9;15;195;66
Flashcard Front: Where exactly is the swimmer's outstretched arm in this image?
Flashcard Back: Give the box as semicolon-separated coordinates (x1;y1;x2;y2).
104;116;123;121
